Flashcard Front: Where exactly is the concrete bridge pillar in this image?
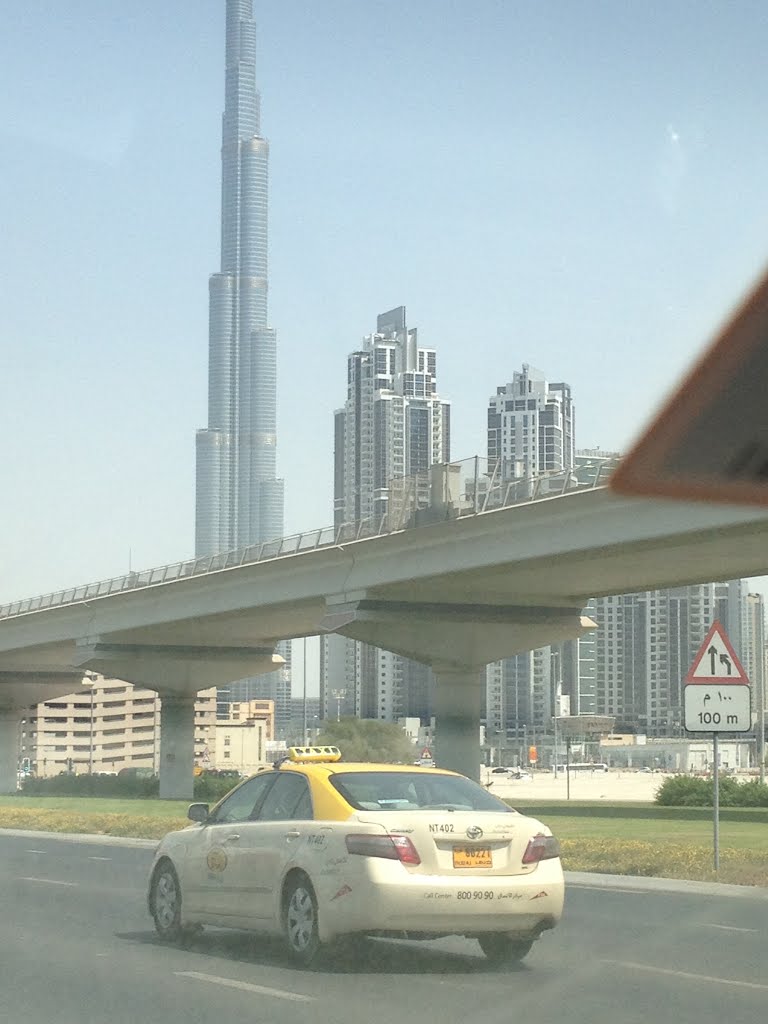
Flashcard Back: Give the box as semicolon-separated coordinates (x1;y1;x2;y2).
0;709;20;795
433;665;485;782
158;696;196;800
321;595;596;784
73;641;283;803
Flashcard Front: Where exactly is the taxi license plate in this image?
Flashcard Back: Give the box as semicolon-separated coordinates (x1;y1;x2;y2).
452;846;492;868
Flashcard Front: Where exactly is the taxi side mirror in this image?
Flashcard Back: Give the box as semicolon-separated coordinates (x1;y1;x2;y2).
187;802;210;823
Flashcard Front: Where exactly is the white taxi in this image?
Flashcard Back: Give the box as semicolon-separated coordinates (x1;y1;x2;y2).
148;747;564;966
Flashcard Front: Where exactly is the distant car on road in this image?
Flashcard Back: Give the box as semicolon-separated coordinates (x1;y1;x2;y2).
490;767;532;780
148;746;564;966
117;767;156;780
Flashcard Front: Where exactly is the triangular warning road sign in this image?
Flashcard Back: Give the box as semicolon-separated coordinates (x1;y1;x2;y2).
685;620;749;684
421;748;433;759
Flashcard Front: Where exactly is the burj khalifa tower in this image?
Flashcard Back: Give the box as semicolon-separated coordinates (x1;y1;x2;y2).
195;0;284;557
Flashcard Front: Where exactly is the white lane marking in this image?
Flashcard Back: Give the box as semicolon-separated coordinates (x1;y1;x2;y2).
703;924;757;933
88;856;112;861
604;960;768;991
175;971;315;1003
570;885;647;896
25;850;46;854
18;877;78;887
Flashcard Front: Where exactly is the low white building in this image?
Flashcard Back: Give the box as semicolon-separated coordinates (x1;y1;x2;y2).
599;737;753;772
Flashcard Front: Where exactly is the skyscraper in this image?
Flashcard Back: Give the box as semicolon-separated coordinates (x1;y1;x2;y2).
580;580;754;736
195;0;284;557
321;307;451;722
195;1;289;731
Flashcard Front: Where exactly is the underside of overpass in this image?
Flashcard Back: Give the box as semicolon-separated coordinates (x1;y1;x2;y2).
2;487;768;796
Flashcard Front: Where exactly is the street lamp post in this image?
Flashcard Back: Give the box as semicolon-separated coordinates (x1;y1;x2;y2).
83;673;98;775
331;688;347;723
757;653;765;785
303;637;308;745
551;651;562;779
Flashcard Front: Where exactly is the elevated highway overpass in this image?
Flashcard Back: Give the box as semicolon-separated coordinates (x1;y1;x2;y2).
3;478;768;796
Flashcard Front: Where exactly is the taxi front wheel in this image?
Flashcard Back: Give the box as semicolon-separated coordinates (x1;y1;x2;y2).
478;934;533;964
150;861;183;941
283;874;321;966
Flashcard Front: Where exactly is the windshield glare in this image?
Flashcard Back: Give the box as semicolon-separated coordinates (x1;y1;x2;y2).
331;771;514;813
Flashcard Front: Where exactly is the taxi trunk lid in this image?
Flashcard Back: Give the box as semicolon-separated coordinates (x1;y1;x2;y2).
352;810;547;877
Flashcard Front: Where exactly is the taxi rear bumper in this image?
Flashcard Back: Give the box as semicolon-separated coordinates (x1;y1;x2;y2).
318;857;564;942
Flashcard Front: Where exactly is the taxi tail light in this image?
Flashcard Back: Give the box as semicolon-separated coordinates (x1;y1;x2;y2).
345;833;421;865
522;834;561;864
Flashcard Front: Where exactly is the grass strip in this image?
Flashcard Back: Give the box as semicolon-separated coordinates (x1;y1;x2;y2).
561;838;768;887
509;800;768;824
2;798;766;887
0;805;187;840
0;795;190;816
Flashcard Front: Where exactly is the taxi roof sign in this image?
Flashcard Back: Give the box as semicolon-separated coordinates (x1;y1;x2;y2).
287;745;342;763
611;264;768;507
685;620;749;685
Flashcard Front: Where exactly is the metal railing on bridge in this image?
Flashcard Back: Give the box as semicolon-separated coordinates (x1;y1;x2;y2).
0;453;620;621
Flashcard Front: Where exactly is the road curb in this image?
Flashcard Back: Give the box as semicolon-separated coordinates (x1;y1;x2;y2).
566;870;768;900
0;827;157;849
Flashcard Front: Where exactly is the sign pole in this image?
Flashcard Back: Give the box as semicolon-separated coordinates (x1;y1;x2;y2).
713;732;720;875
565;737;571;801
680;619;753;876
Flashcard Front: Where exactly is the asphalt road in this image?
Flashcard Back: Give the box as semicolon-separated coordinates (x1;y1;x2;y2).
2;831;768;1024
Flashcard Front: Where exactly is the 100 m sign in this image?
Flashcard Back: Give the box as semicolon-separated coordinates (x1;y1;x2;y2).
697;711;739;726
683;684;751;733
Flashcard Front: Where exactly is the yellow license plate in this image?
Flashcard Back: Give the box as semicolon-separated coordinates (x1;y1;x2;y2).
452;846;492;868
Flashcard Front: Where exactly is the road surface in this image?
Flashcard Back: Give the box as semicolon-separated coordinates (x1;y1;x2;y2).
1;831;767;1024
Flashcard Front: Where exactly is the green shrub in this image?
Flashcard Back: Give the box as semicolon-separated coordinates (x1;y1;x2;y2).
192;774;239;804
731;779;768;807
656;775;711;806
21;774;159;799
19;771;239;805
656;774;768;808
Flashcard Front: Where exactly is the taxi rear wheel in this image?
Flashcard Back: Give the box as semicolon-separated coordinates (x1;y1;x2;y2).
283;874;321;966
478;934;533;964
150;860;183;941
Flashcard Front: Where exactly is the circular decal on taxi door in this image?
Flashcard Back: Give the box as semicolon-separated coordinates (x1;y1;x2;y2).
206;848;228;872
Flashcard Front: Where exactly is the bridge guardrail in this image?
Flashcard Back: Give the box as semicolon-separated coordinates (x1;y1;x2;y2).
0;454;619;620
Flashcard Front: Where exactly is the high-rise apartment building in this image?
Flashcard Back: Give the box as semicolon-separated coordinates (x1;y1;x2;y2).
194;1;290;731
322;307;451;722
484;366;575;745
195;0;284;556
487;365;574;480
490;580;760;747
334;306;450;527
745;593;765;700
746;593;767;766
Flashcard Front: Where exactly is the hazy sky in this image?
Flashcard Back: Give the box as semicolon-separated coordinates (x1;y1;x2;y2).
4;0;768;631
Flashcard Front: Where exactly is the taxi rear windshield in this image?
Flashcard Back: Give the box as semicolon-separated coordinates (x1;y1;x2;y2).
330;771;513;813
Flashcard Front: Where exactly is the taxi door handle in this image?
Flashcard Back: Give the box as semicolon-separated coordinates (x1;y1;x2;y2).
285;830;301;840
223;833;241;843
